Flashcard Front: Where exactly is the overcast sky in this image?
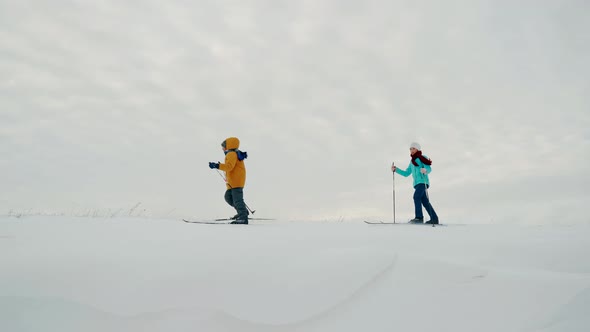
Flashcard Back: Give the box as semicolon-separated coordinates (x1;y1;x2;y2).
1;0;589;223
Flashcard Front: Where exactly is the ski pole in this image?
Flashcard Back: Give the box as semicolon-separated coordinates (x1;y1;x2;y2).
392;162;396;224
422;170;430;202
215;169;256;214
215;168;227;183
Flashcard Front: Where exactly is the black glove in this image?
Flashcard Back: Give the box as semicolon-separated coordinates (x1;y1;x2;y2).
209;162;220;169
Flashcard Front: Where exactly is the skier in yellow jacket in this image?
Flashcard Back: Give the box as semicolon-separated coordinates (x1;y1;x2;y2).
209;137;249;224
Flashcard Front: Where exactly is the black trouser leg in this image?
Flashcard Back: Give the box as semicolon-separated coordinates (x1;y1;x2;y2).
224;189;235;207
231;187;248;221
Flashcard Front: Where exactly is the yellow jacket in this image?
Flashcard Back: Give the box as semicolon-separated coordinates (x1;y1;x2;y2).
219;137;246;189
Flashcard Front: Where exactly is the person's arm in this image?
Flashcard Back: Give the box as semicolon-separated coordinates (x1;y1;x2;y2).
421;164;432;174
419;154;432;174
395;163;412;177
219;152;237;172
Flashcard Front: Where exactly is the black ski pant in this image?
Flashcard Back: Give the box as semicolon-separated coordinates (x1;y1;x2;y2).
224;188;248;220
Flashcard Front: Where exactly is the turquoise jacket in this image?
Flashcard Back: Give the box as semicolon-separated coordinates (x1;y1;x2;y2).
395;155;432;187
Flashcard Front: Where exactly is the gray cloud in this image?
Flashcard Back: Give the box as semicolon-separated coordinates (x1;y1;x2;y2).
1;0;589;222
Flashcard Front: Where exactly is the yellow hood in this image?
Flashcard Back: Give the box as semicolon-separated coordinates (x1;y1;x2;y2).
224;137;240;150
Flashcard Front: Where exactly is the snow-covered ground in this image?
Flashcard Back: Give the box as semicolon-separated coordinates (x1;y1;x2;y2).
1;216;589;332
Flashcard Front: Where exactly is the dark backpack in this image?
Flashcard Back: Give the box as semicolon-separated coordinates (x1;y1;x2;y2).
236;150;248;161
227;149;248;161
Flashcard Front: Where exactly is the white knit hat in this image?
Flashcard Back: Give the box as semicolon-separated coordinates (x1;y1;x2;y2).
410;142;421;150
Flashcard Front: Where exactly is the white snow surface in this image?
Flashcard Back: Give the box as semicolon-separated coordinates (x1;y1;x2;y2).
1;216;589;332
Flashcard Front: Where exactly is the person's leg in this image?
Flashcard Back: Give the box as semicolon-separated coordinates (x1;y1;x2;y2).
412;184;425;222
231;188;249;223
224;189;234;207
224;189;241;219
421;185;439;222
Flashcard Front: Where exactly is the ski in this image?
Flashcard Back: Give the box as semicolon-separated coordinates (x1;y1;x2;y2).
183;217;275;224
364;220;445;226
183;219;231;224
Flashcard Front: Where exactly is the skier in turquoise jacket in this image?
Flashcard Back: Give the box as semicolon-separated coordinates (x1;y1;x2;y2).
392;142;439;224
